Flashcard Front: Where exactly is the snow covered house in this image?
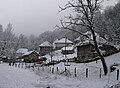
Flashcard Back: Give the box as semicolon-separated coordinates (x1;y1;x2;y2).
99;44;118;56
74;31;107;45
39;41;53;56
16;48;28;57
53;38;73;50
18;51;40;63
77;41;98;62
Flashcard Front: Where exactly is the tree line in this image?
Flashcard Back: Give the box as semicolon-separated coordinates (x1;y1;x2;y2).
0;1;120;62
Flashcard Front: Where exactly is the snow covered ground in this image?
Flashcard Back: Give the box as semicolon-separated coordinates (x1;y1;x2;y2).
0;52;120;88
45;49;77;62
35;52;120;88
0;64;40;88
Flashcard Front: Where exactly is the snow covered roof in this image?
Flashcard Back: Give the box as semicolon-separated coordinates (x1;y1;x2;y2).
74;36;81;41
75;31;107;44
77;40;94;47
54;38;73;44
62;46;74;50
39;41;52;47
53;39;59;44
23;51;39;56
16;48;28;54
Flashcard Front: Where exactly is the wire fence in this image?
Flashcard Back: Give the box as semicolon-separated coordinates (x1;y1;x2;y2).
8;62;120;88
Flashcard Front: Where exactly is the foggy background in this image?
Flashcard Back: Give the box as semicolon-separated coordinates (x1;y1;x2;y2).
0;0;118;36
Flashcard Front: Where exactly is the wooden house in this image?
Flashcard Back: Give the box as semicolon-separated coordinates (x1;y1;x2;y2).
74;31;107;45
39;41;53;56
18;51;40;63
99;44;118;56
53;38;73;50
77;42;98;61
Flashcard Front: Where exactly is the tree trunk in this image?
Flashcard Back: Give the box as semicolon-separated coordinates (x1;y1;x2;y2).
91;30;108;75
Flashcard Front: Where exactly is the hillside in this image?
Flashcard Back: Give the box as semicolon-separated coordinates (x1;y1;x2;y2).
0;52;120;88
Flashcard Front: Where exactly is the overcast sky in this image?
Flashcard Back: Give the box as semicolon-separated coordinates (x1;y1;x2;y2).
0;0;118;36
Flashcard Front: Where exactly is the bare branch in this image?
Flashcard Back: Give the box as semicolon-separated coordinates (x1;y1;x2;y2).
56;19;90;39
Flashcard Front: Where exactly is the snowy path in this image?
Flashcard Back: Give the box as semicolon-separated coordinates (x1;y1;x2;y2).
0;64;39;88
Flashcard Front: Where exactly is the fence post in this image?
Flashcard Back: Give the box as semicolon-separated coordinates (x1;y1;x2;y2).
18;63;20;68
86;68;88;78
99;68;102;78
57;67;59;73
38;66;39;70
50;67;51;72
32;65;34;71
42;66;44;71
15;63;17;67
74;67;77;77
52;67;54;74
117;69;119;80
21;63;23;68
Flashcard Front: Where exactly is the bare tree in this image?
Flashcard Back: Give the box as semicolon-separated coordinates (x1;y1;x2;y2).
58;0;108;75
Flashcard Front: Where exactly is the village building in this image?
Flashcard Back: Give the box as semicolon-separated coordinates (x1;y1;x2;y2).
39;41;53;56
74;31;107;45
16;48;28;57
99;44;118;56
53;38;73;50
61;46;74;54
18;51;40;63
76;40;118;62
77;41;98;62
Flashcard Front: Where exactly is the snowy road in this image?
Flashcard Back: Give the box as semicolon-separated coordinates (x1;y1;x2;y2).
0;64;39;88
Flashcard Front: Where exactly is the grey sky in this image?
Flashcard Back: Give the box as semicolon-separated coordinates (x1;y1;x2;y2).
0;0;118;36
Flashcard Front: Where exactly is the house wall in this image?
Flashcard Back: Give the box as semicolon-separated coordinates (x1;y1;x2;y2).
77;44;97;60
39;46;53;56
24;52;39;63
62;50;74;54
16;53;24;58
55;43;73;50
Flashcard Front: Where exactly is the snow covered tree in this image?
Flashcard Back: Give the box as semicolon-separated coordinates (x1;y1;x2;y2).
1;23;16;58
17;34;28;49
28;35;38;50
58;0;108;75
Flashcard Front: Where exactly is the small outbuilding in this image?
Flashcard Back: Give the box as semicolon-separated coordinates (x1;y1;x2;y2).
53;38;73;50
18;51;40;63
77;41;98;61
39;41;53;56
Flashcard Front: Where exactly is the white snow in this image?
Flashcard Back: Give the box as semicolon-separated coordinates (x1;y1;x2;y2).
0;64;39;88
23;51;39;56
54;38;73;44
39;41;52;47
75;31;107;44
37;52;120;88
16;48;28;54
61;46;74;50
45;49;77;61
0;52;120;88
23;51;33;56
